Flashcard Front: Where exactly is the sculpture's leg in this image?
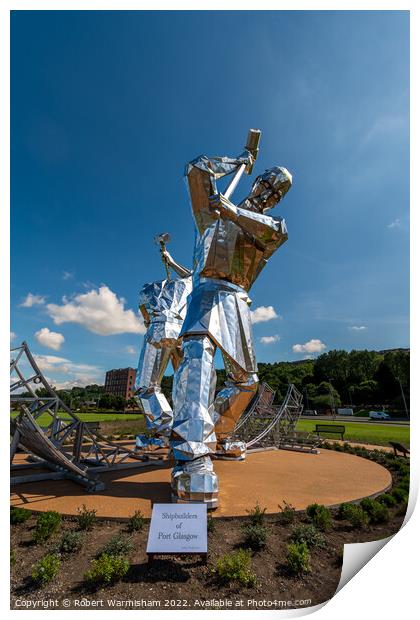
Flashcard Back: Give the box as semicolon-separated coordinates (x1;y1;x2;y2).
135;339;173;444
170;342;183;373
170;335;218;507
213;353;259;459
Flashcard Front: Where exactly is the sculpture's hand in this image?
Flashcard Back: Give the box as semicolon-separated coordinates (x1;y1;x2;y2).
209;193;237;220
209;193;223;216
238;151;255;175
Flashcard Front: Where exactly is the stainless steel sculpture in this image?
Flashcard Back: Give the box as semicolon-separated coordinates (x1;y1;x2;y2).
134;234;192;448
170;129;293;506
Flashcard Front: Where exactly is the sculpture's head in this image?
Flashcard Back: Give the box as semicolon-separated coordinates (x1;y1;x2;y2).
248;166;292;212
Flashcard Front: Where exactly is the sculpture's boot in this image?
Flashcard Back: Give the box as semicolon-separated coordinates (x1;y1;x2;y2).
171;455;218;508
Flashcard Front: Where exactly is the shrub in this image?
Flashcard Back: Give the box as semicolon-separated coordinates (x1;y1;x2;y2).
290;524;326;548
128;510;145;532
397;477;410;493
285;542;311;576
246;503;266;526
391;487;408;503
306;503;332;531
207;514;215;533
360;498;390;524
10;506;32;525
337;503;351;519
278;501;296;525
76;504;97;531
216;549;257;587
377;493;397;508
10;548;16;567
338;503;369;529
387;458;409;476
242;523;268;550
56;530;84;554
33;511;61;544
32;553;61;586
84;553;129;586
98;534;133;558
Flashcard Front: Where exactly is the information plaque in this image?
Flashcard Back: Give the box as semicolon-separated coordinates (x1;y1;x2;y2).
146;503;207;558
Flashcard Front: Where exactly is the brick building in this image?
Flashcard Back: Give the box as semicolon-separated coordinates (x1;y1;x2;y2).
104;368;137;401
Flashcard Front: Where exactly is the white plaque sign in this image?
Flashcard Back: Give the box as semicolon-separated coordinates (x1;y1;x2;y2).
146;503;207;554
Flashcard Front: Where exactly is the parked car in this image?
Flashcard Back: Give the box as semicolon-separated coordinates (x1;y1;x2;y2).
369;411;390;420
303;410;318;416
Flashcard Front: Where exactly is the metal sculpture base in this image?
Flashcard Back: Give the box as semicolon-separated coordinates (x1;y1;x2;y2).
170;495;218;510
213;439;247;460
171;455;219;507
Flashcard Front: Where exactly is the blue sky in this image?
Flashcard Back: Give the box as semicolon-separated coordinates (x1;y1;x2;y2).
11;10;409;388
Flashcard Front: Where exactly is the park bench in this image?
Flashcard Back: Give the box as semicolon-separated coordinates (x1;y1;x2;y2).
315;424;345;440
389;441;410;458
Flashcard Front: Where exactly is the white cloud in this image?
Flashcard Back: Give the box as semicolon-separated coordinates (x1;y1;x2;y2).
45;376;98;390
10;331;16;341
260;335;280;345
348;325;367;331
125;345;137;355
387;218;402;230
34;354;103;381
46;285;145;336
62;271;74;280
35;327;65;351
292;339;326;354
19;293;46;308
250;305;279;324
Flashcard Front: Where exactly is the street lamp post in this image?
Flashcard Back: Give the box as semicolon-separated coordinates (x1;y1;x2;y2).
397;376;409;419
329;379;336;420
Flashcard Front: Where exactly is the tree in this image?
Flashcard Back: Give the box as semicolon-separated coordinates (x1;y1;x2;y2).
313;350;350;390
125;397;139;411
374;361;400;400
311;382;341;412
383;350;409;388
347;350;381;385
350;380;379;405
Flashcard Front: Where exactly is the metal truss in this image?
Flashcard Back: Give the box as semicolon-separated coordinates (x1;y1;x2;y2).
10;342;152;491
234;383;322;453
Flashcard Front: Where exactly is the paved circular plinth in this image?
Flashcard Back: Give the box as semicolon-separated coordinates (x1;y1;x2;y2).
10;449;392;519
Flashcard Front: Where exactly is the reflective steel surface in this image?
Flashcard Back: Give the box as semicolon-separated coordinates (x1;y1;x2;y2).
170;130;293;506
135;275;192;443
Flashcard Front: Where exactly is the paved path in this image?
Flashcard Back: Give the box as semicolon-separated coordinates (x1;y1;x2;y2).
11;449;392;519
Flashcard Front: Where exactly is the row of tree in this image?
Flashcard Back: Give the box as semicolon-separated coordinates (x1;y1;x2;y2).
256;348;409;412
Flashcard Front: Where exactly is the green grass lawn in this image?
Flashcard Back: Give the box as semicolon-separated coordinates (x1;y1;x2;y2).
11;411;144;427
297;419;410;447
11;411;409;447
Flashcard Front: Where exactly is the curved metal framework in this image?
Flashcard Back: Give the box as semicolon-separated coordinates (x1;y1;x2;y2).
234;383;321;453
10;342;153;491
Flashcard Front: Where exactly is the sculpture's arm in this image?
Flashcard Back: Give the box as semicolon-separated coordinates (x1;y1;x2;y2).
209;193;288;254
185;153;253;233
186;152;252;180
161;249;192;278
139;304;150;328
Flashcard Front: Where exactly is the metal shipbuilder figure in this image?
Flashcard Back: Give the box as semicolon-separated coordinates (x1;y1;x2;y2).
170;129;293;507
134;234;192;449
